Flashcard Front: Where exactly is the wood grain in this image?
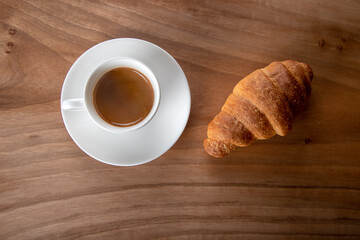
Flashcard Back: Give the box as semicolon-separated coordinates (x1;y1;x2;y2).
1;0;360;239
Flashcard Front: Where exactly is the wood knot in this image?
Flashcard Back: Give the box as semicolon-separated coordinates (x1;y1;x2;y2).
318;39;325;47
336;45;343;51
340;37;346;42
8;28;16;35
5;50;11;54
304;138;311;144
7;42;14;47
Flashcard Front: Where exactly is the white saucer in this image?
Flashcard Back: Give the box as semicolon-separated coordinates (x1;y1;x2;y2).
61;39;191;166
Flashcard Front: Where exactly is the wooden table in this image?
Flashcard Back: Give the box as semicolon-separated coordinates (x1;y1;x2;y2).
1;0;360;239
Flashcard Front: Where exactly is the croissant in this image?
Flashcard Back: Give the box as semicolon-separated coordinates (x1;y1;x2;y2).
204;60;313;157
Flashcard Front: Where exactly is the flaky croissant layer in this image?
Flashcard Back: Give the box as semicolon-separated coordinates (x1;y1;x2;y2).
204;60;313;157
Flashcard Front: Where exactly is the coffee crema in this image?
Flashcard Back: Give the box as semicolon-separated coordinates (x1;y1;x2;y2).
93;67;154;127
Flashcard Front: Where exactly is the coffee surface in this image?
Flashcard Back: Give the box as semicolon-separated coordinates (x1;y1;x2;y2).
93;67;154;127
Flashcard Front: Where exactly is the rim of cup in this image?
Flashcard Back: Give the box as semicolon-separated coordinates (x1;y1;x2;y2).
84;57;161;133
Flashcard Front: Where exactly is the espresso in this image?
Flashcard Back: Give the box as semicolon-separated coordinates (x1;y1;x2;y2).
93;67;154;127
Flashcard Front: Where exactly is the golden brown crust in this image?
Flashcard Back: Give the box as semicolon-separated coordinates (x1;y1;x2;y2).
282;60;311;98
203;138;237;158
208;111;255;146
262;62;307;116
222;93;276;139
204;60;313;157
300;62;313;83
234;69;293;136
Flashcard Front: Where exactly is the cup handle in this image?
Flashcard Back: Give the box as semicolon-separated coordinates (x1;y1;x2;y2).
62;98;86;111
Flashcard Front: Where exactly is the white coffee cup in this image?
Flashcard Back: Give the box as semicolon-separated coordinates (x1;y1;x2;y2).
62;57;160;132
